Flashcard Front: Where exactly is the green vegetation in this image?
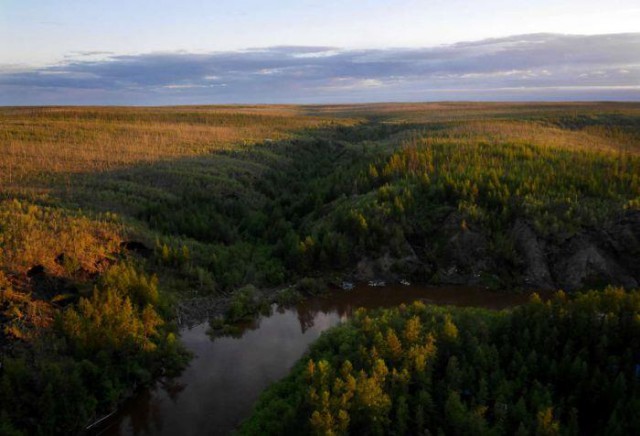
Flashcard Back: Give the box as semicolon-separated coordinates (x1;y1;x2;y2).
368;134;639;235
1;103;639;433
3;104;639;294
241;288;640;435
0;262;188;435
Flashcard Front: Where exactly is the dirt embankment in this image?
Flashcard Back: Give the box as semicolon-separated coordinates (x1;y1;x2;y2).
350;210;640;291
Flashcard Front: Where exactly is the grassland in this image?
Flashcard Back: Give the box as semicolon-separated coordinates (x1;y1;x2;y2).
0;106;343;190
0;102;639;434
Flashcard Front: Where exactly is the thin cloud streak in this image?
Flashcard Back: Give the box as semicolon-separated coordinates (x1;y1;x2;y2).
1;33;639;105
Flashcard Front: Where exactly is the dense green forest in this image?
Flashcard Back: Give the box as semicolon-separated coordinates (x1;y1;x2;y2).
0;261;188;434
241;288;640;435
1;103;639;433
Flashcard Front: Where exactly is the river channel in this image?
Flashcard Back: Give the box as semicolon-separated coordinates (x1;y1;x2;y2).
97;284;536;435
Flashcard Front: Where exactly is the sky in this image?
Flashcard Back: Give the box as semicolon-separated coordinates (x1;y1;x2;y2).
1;0;639;104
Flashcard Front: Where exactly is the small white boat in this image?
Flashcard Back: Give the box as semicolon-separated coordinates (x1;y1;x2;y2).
400;279;410;286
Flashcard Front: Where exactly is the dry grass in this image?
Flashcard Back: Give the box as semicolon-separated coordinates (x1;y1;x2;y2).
305;102;640;158
304;101;640;121
0;106;352;188
3;103;639;190
422;119;640;155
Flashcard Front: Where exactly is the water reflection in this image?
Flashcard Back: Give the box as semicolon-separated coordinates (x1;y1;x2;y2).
97;285;535;436
100;309;341;436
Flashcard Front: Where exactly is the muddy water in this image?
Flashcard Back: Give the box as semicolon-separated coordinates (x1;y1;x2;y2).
97;285;536;436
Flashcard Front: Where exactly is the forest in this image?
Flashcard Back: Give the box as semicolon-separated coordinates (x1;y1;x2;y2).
241;288;640;435
0;103;639;434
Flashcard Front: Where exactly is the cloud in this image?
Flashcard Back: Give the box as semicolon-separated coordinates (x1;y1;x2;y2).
1;33;639;104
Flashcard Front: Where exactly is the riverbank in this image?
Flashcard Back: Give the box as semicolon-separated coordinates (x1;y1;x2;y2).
96;284;542;435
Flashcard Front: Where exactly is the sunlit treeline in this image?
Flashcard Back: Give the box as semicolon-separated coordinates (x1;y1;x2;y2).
242;288;640;435
366;135;640;235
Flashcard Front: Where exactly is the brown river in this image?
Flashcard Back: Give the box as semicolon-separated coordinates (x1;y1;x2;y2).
95;284;537;436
